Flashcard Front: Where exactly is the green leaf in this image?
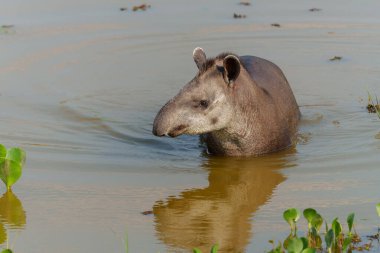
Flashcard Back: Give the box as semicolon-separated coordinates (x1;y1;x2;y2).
193;248;202;253
0;146;26;190
210;244;218;253
332;218;342;238
283;208;301;231
1;250;13;253
301;248;316;253
0;160;23;190
325;229;334;248
0;145;6;159
347;213;355;233
376;203;380;217
300;237;308;249
310;227;318;237
343;236;352;252
283;233;294;250
287;238;304;253
303;208;317;228
311;213;323;232
6;148;26;166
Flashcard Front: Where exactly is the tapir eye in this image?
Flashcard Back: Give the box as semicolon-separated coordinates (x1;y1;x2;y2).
199;100;209;108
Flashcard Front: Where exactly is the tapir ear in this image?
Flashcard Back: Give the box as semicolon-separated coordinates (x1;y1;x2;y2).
223;55;241;86
193;47;206;70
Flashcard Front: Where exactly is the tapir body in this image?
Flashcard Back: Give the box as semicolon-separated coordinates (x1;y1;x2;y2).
153;48;300;156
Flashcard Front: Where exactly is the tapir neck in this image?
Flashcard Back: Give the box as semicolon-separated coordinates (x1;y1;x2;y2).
204;72;264;156
204;68;290;156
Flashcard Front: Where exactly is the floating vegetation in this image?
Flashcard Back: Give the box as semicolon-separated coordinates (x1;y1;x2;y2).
0;25;14;34
132;4;151;12
0;145;26;191
265;207;380;253
367;92;380;119
239;1;251;6
271;23;281;28
233;13;246;19
309;8;322;12
119;4;150;12
329;56;342;61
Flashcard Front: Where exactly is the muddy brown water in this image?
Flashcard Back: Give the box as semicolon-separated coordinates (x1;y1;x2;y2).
1;0;380;252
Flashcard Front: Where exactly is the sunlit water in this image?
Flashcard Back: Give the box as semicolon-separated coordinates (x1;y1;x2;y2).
1;0;380;252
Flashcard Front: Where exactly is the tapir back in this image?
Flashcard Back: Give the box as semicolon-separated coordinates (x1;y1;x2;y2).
240;56;300;138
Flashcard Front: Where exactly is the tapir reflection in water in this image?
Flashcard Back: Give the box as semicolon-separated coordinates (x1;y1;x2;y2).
153;48;300;156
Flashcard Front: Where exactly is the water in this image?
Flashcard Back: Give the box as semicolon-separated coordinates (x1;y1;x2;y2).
0;0;380;252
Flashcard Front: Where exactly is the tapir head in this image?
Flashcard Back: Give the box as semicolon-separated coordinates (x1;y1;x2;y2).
153;47;242;137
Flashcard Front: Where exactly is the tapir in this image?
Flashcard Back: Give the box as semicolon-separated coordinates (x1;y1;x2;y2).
152;47;300;156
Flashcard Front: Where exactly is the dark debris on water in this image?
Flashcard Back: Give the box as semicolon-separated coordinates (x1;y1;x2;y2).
141;210;153;215
133;4;151;11
329;56;342;61
233;13;246;19
239;1;251;6
309;8;322;12
367;103;380;114
120;4;150;12
271;23;281;28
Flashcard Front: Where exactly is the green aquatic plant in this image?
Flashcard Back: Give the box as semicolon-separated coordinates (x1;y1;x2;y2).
346;213;355;236
0;25;14;35
0;145;26;190
303;208;317;230
283;208;301;235
266;207;375;253
125;231;128;253
376;203;380;217
367;92;380;119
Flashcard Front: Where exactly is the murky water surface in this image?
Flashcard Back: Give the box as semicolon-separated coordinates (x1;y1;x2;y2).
1;0;380;252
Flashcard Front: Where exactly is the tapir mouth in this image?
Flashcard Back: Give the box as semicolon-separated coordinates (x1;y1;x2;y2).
168;124;189;137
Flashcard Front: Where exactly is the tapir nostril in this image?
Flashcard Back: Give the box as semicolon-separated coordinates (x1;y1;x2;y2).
152;128;166;137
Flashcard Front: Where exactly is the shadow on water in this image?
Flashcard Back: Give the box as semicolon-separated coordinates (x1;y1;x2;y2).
0;191;26;245
153;148;297;253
